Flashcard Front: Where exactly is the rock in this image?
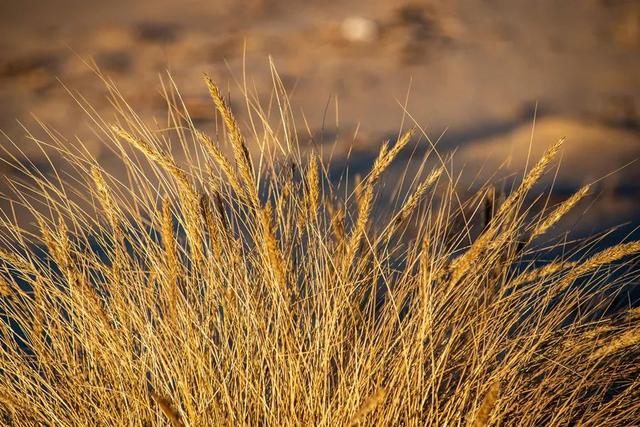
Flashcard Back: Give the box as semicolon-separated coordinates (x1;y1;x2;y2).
341;16;379;44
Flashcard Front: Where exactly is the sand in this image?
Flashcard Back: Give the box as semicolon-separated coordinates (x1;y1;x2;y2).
1;0;638;235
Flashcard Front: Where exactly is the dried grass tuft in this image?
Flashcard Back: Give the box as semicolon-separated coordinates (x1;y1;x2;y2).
0;74;638;426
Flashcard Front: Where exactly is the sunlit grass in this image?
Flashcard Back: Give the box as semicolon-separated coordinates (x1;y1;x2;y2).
0;72;638;426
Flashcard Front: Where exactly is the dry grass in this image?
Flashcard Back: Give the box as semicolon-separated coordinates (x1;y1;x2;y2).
0;73;639;426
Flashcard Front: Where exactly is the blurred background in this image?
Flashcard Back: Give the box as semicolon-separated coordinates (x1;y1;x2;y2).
1;0;639;241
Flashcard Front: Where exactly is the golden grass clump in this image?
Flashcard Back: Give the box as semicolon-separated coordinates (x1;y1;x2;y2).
0;73;639;426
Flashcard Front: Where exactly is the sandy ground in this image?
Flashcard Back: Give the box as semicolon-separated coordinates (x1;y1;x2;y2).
1;0;639;238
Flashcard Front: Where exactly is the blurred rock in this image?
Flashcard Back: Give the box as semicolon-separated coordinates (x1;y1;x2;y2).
0;54;58;79
134;22;179;44
341;16;379;44
95;50;132;73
